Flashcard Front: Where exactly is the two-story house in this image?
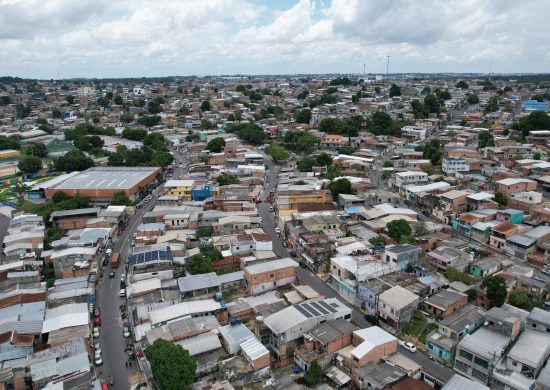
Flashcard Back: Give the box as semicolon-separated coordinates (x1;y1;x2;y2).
377;286;419;330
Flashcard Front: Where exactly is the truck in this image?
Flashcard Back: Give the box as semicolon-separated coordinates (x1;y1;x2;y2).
111;252;120;269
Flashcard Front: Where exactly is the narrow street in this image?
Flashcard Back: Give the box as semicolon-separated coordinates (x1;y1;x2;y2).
258;157;455;382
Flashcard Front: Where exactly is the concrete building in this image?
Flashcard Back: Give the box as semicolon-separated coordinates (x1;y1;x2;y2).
394;171;429;189
426;246;472;272
423;289;468;318
495;178;537;195
164;179;195;200
383;244;421;270
442;157;470;175
44;167;161;205
350;326;397;368
377;286;419;330
258;298;352;367
244;257;298;295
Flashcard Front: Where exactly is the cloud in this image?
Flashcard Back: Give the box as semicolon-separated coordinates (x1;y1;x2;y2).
0;0;549;77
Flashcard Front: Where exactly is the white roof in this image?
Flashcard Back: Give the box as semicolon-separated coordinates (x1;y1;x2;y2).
240;337;269;361
351;326;396;359
374;203;418;216
165;179;195;187
176;332;222;355
244;257;298;275
42;312;89;333
126;278;162;298
396;171;428;178
379;286;419;310
496;178;536;186
149;300;221;325
406;181;451;193
467;192;495;201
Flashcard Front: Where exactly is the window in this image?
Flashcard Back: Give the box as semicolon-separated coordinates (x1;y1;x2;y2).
474;356;489;369
459;349;473;361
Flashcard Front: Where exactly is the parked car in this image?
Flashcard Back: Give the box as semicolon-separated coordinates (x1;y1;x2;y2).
275;227;280;234
109;271;115;278
401;341;417;353
422;210;431;217
119;289;126;297
93;327;100;338
131;240;135;246
269;206;274;212
95;357;103;366
94;316;102;326
121;274;126;282
94;307;100;318
123;327;130;338
94;349;102;360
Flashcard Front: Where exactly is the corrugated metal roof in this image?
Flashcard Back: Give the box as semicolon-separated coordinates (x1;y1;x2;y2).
177;272;220;293
219;324;254;354
42;313;89;334
244;257;298;275
240;336;269;361
442;374;489;390
176;332;221;356
217;271;244;284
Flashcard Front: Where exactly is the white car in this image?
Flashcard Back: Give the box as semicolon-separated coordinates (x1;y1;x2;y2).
119;289;126;297
93;327;100;338
121;274;126;282
94;350;102;360
401;341;417;353
95;357;103;366
123;326;131;338
275;227;280;234
130;240;135;246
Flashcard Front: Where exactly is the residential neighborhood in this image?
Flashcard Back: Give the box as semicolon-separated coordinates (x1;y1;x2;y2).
0;72;550;390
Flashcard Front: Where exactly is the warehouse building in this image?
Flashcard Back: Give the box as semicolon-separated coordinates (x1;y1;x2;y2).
43;167;161;205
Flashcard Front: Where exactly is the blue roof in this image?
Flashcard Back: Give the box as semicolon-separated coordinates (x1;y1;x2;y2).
128;249;173;266
345;207;361;214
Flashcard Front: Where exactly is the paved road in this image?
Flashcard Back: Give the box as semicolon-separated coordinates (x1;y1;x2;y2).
96;171;175;389
258;158;455;382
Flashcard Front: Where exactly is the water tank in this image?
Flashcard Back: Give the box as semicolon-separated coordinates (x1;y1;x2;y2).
256;316;264;323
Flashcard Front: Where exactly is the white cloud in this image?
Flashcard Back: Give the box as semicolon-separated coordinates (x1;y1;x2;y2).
0;0;549;77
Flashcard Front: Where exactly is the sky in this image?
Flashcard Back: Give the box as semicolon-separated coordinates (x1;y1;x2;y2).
0;0;549;79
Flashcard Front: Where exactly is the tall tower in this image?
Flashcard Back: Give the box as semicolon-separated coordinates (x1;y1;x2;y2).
386;56;390;78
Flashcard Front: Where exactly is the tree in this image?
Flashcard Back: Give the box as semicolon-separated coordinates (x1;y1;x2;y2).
266;144;289;162
113;95;124;105
295;109;312;124
316;152;332;167
149;151;174;168
330;77;351;86
200;100;211;112
383;161;394;168
303;361;322;386
466;93;479;104
478;131;495;148
65;95;75;104
389;83;401;97
217;172;238;186
297;157;316;172
18;156;42;174
327;178;355;200
369;236;385;246
445;267;474;285
386;219;412;241
144;132;166;150
485;96;500;112
512;111;550;140
120;112;134;123
422;139;442;165
137;115;161;127
226;123;265;145
0;135;21;150
54;150;94;172
283;131;318;153
206;137;226;153
178;105;190;115
122;128;147;141
367;112;403;136
148;100;162;114
534;152;542;160
186;254;212;274
424;94;441;114
52;191;71;204
26;143;48;158
494;191;508;206
456;80;469;89
481;276;507;307
509;289;533;311
319;117;359;137
111;191;132;206
145;339;197;390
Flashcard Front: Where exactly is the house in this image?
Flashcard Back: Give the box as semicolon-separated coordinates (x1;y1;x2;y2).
527;307;550;334
377;286;419;330
423;289;468;318
495;178;537;195
468;257;500;278
350;326;397;368
454;304;527;386
426;304;486;362
394;171;428;189
506;225;550;260
489;222;518;252
294;319;357;370
165;179;195;199
49;207;101;230
442;375;489;390
244;257;298;295
176;331;223;375
383;244;421;270
258;298;352;367
178;272;221;299
442;157;470;175
426;246;472;272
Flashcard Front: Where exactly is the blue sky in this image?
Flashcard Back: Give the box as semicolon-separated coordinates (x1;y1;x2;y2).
0;0;549;78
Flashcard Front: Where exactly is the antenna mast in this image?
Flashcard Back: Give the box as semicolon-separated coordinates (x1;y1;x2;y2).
386;56;390;78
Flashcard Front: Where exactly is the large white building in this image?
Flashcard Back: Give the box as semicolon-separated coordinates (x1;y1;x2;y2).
394;170;429;189
442;157;470;175
401;126;427;140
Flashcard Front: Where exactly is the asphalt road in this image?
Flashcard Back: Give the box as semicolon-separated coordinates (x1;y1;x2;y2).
258;157;455;382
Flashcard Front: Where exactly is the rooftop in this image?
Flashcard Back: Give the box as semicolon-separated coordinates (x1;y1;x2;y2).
244;257;298;275
52;167;159;190
379;286;418;310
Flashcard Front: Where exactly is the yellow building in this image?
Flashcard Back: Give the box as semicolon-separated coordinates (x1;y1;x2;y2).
164;179;195;200
0;149;20;160
275;189;333;218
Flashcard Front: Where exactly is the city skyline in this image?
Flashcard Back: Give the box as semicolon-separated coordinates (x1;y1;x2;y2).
0;0;549;78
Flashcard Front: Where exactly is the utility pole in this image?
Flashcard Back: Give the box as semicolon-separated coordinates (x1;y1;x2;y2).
363;63;366;78
386;56;390;78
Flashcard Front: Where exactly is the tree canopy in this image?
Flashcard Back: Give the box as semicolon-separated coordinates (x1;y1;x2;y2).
509;289;533;311
494;191;508;206
265;144;290;162
367;112;404;136
295;109;312;124
54;150;94;172
226;123;266;145
283;131;318;153
206;137;226;153
421;139;443;165
137;115;162;127
327;178;355;200
200;100;211;111
478;131;495;148
386;219;412;241
0;135;20;150
25;143;48;158
467;94;480;104
319;117;360;137
303;361;322;386
122;128;147;141
217;172;238;186
456;80;469;89
111;191;132;206
481;276;507;307
389;84;401;97
18;156;42;174
512;111;550;140
145;339;197;390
